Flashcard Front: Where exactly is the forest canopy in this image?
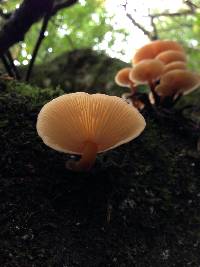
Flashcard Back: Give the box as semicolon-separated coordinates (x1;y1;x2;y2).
0;0;200;78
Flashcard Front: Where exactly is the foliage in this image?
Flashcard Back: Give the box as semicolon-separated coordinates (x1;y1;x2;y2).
1;0;200;73
155;13;200;70
0;0;127;65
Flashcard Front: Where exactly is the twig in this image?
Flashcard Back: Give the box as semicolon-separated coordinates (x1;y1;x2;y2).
121;0;198;41
0;0;78;57
122;2;152;39
122;1;154;40
0;54;15;77
151;1;198;19
126;12;152;38
6;50;21;80
152;10;195;18
149;16;158;40
25;1;54;82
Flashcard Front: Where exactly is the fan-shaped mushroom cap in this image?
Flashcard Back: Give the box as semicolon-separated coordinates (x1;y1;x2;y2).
155;50;186;65
133;40;184;64
155;70;200;96
129;59;164;84
115;67;133;87
37;92;146;154
163;61;187;74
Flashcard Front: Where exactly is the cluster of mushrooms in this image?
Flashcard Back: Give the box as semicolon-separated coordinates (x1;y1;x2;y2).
115;40;200;109
37;40;200;171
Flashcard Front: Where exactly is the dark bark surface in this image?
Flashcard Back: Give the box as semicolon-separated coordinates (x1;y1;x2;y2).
0;50;200;266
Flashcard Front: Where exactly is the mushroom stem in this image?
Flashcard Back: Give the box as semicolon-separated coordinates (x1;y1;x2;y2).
148;80;160;106
173;93;183;105
130;82;137;95
66;141;98;171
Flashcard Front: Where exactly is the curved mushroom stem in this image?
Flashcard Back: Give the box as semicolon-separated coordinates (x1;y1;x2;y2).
66;141;98;172
148;79;160;106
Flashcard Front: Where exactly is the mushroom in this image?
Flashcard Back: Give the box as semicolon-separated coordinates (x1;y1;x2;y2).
115;67;136;94
129;59;164;84
163;61;187;74
155;50;186;65
115;67;132;87
129;59;164;105
37;92;146;171
132;40;184;64
155;69;200;97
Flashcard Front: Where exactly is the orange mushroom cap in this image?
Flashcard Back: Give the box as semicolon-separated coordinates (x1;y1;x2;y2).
155;70;200;96
155;50;186;65
37;92;146;170
115;67;133;87
129;59;164;84
163;61;187;74
132;40;184;64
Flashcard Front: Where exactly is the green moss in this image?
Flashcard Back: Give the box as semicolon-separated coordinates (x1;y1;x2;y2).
2;80;64;105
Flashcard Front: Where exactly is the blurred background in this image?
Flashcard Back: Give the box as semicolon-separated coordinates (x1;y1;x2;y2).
0;0;200;69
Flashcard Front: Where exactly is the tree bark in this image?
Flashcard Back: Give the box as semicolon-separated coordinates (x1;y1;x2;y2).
0;0;78;56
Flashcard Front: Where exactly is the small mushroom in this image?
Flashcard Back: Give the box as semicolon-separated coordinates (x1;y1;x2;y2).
129;59;164;105
133;40;184;64
163;61;187;74
155;50;186;65
37;92;146;171
155;69;200;97
115;68;132;87
129;59;164;84
115;67;136;94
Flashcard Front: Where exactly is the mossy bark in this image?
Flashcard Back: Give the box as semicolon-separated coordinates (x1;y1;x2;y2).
19;48;129;96
0;50;200;266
